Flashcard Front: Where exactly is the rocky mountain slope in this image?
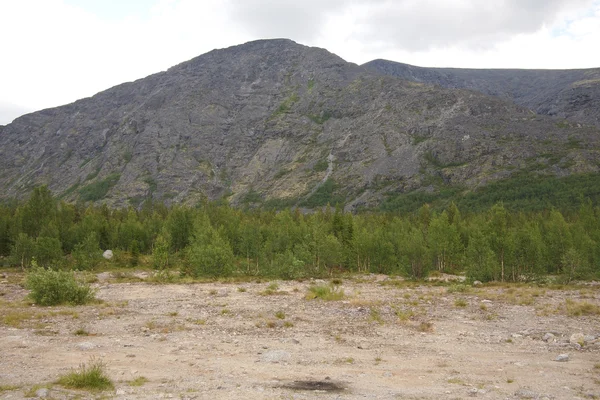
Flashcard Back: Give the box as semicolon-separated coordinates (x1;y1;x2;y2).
363;59;600;129
1;39;599;209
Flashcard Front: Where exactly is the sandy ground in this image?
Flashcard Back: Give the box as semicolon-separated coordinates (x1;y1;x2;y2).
1;272;599;400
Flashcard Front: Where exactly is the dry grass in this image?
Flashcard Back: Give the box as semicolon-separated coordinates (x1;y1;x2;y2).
564;299;600;316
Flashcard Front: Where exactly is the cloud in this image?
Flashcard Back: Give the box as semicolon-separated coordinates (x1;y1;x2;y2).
0;101;35;125
227;0;346;41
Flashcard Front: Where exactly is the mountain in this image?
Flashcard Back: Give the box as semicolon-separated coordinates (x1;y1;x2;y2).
1;39;599;210
363;59;600;129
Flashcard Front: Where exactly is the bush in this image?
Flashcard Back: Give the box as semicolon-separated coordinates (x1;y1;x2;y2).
26;263;95;306
305;284;344;301
56;358;113;391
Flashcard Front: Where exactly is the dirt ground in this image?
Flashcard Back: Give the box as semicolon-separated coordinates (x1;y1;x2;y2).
1;271;599;400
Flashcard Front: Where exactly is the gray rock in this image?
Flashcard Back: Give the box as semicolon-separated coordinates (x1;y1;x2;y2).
515;388;539;399
260;349;291;363
472;281;482;286
555;353;569;362
543;333;555;342
35;388;49;398
103;250;114;260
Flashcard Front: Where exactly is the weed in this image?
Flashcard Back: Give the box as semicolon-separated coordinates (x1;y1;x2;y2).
266;320;277;328
395;309;415;323
305;284;344;301
74;328;90;336
448;284;470;294
454;298;468;308
275;311;286;319
128;376;148;387
506;378;514;383
221;308;231;315
209;289;218;295
167;311;178;317
283;321;294;328
56;358;113;391
479;303;488;311
0;384;20;392
237;287;247;292
369;308;384;324
261;282;287;296
418;321;434;332
447;378;466;385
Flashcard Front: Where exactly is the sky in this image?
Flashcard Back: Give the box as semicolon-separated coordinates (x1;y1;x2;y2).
1;0;599;125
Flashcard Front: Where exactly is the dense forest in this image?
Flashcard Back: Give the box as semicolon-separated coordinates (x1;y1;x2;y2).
1;186;599;283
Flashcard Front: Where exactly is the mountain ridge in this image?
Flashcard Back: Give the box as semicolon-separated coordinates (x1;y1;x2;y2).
363;59;600;129
1;39;599;210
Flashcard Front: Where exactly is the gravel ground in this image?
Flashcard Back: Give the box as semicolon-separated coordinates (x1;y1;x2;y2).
1;272;599;399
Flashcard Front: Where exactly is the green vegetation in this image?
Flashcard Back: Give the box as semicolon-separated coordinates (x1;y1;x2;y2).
301;179;344;208
313;159;329;172
78;173;121;201
381;172;600;214
26;263;95;306
306;284;345;301
1;185;600;284
56;359;113;391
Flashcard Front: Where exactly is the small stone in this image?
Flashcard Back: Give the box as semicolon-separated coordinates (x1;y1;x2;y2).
481;299;492;304
116;389;126;395
555;353;569;362
103;249;114;260
76;341;96;351
35;388;49;398
468;387;479;397
542;333;555;342
570;332;585;345
515;388;539;399
473;281;482;286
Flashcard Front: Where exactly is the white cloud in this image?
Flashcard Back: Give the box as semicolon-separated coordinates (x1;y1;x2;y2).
0;0;599;124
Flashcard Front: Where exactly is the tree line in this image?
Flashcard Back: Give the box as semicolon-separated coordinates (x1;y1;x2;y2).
0;186;598;282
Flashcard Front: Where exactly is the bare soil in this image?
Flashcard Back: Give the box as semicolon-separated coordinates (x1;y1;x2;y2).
1;272;599;399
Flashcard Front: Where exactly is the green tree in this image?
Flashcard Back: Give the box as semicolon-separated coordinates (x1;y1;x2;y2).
72;233;102;271
184;215;234;277
10;233;36;269
152;233;170;270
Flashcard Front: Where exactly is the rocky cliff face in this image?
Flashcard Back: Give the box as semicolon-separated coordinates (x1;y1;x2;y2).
1;39;599;209
363;59;600;128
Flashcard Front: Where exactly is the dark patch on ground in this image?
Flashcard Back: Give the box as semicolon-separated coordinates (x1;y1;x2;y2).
280;380;346;392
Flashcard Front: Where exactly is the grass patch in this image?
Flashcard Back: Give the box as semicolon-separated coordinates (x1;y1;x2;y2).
56;359;114;391
565;299;600;316
305;284;345;301
275;311;286;319
78;173;121;202
128;376;148;387
454;298;468;308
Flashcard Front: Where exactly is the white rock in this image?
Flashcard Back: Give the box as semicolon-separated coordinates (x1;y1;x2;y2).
103;250;114;260
76;341;96;351
555;353;569;362
35;388;49;398
570;332;585;345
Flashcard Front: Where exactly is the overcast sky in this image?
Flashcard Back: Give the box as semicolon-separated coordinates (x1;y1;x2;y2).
1;0;599;125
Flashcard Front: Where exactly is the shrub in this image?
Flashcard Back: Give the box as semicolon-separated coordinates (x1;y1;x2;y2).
305;284;344;301
56;358;113;391
26;264;95;306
